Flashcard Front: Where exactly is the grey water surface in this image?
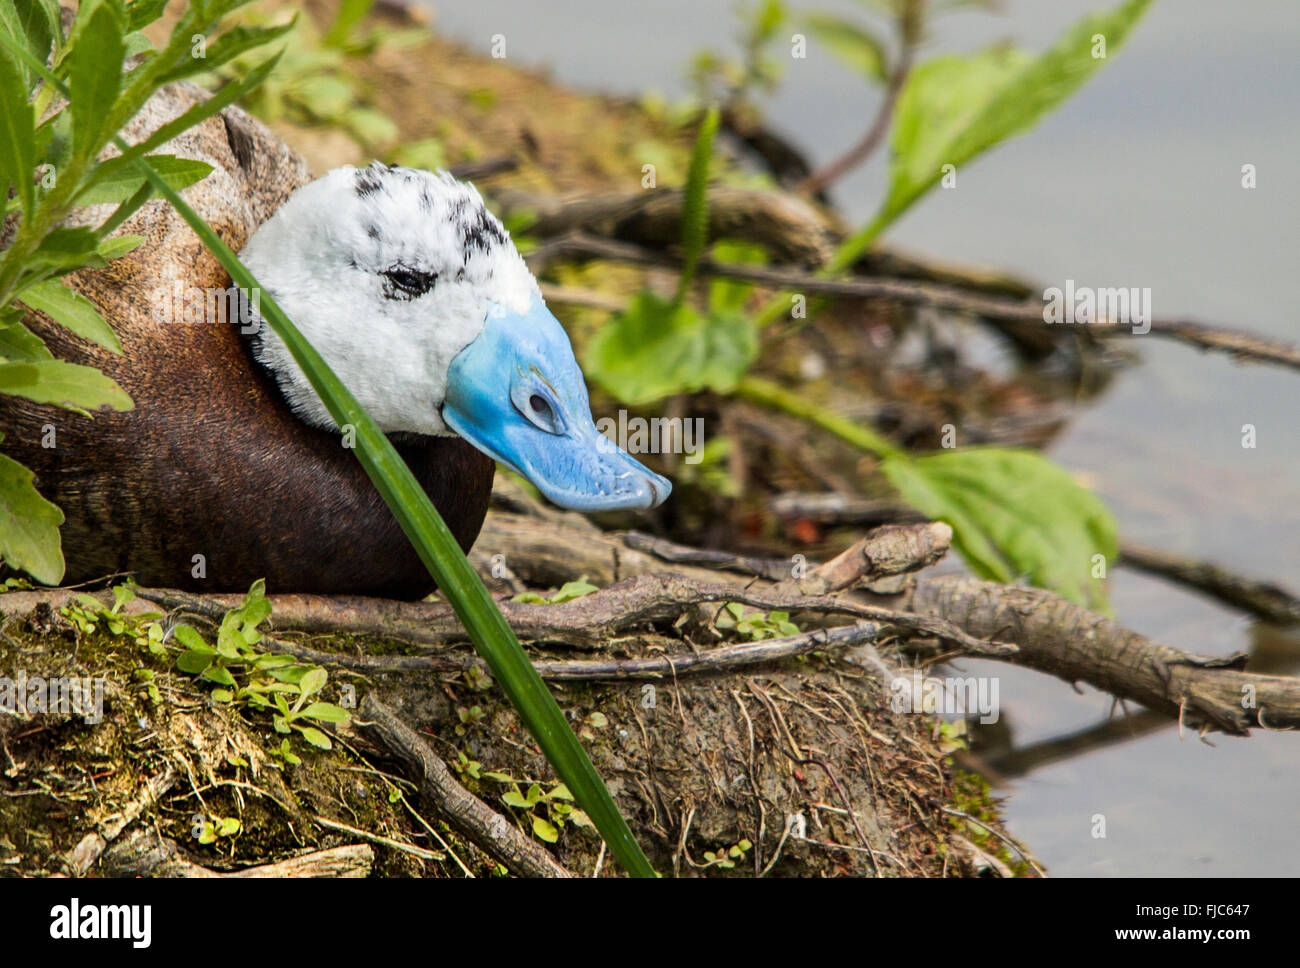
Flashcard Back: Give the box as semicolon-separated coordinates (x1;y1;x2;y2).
425;0;1300;875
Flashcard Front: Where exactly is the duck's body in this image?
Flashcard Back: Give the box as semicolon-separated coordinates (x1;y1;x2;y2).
2;87;666;596
1;317;493;596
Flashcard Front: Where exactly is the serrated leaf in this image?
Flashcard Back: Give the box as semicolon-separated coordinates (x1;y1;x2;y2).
0;359;132;411
881;447;1117;611
16;279;122;353
585;292;757;405
0;452;63;584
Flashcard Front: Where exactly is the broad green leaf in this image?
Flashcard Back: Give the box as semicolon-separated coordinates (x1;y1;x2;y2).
881;447;1117;611
297;726;332;750
585;292;757;405
302;702;350;724
172;624;209;651
0;40;36;216
0;359;133;411
17;279;123;353
835;0;1152;268
0;450;64;584
67;0;125;160
201;664;236;687
803;13;888;82
532;814;559;843
75;154;213;207
11;0;59;90
299;667;327;698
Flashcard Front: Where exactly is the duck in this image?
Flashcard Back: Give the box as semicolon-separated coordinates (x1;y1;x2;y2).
1;93;668;598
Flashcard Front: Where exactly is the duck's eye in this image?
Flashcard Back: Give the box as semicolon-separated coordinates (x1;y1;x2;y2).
529;394;552;419
382;267;438;300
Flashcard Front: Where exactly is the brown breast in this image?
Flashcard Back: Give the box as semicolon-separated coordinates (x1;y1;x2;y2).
0;86;493;598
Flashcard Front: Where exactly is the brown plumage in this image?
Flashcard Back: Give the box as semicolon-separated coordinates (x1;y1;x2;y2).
1;85;493;597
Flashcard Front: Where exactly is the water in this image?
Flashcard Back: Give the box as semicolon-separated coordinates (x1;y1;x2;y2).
425;0;1300;875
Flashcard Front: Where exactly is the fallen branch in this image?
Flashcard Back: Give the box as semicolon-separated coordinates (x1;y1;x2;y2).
1119;541;1300;626
516;188;837;268
358;694;575;878
532;623;880;681
536;233;1300;372
903;574;1300;734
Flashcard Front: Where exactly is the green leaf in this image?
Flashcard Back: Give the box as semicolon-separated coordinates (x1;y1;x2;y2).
299;667;327;699
0;359;132;411
127;0;171;34
881;447;1117;611
501;790;530;809
835;0;1152;269
0;451;64;584
97;234;145;259
323;0;376;48
532;813;559;843
0;39;36;216
297;726;332;750
86;51;282;191
585;291;757;405
67;0;125;160
176;649;213;674
0;313;53;362
28;226;104;273
172;624;208;651
301;702;350;724
512;577;599;605
75;154;213;207
16;279;123;353
803;13;888;82
158;19;294;83
201;664;236;687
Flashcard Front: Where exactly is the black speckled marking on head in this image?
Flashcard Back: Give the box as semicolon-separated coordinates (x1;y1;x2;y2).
355;167;385;198
459;207;507;257
366;223;381;240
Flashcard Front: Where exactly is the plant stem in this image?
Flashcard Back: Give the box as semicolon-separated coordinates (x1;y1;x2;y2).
734;375;904;461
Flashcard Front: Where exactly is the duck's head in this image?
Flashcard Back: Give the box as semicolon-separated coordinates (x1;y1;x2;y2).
239;163;670;512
